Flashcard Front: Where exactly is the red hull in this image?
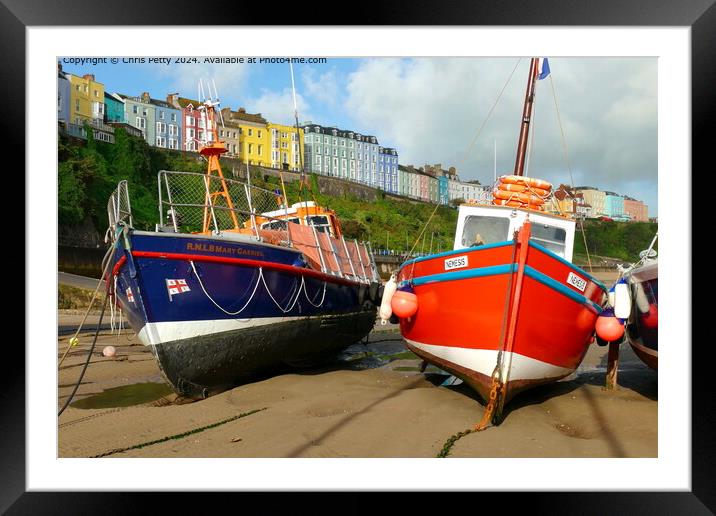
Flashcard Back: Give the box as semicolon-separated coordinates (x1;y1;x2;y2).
397;230;606;406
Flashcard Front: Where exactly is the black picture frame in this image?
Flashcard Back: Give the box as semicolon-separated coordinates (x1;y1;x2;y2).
9;0;710;512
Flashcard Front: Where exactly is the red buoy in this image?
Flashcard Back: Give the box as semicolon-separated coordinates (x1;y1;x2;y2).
391;290;418;318
595;315;625;342
641;305;658;329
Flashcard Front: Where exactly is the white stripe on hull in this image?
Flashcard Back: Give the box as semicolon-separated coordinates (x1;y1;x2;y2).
137;316;306;346
405;339;574;381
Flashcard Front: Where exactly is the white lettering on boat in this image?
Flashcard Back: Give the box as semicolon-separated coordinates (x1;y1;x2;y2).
444;255;469;271
567;271;587;292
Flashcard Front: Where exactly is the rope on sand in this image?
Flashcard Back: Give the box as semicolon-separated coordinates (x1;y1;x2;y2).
90;407;267;458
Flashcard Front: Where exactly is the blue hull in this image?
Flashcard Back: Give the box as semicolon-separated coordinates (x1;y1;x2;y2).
110;230;379;397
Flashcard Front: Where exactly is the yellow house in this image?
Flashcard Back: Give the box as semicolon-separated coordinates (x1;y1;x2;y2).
223;108;269;166
68;73;105;124
577;188;606;218
267;123;304;172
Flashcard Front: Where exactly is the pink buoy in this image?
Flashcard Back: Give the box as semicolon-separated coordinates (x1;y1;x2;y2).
102;345;116;358
391;290;418;318
595;315;624;342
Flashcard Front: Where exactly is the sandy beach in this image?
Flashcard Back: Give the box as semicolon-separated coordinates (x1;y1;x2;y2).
58;270;657;459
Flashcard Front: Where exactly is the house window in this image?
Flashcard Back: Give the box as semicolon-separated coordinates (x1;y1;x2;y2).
258;145;263;155
142;108;148;116
159;111;165;120
258;130;262;138
75;99;80;112
169;138;177;149
171;113;177;122
248;129;253;136
187;116;194;125
135;117;146;129
156;136;166;147
248;143;253;154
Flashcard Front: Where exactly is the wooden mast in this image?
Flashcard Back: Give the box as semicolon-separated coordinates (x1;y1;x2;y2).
513;58;539;177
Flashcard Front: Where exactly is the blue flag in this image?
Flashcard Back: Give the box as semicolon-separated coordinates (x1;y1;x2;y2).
537;58;550;80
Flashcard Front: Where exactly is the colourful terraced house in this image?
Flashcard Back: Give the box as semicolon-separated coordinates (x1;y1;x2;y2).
67;73;105;124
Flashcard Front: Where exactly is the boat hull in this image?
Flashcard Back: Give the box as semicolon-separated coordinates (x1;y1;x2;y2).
626;262;658;370
397;239;606;406
110;230;378;397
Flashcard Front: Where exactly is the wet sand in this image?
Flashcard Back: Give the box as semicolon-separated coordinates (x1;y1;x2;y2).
58;284;657;458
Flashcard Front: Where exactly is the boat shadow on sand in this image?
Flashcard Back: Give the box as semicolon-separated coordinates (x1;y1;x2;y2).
441;342;657;423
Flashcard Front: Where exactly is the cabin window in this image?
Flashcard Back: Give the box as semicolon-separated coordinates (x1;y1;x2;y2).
261;217;299;231
461;216;510;247
306;215;332;234
531;224;567;257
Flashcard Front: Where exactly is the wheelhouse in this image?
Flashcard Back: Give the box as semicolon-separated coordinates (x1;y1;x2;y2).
454;203;576;261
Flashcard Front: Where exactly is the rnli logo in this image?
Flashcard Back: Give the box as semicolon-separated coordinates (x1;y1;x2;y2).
566;272;587;292
444;255;468;271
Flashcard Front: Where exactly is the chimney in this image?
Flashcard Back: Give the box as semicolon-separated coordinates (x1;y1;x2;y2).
238;107;246;113
166;92;178;106
83;74;95;81
141;92;150;103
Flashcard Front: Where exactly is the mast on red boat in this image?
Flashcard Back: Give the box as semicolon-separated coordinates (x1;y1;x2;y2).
513;58;539;177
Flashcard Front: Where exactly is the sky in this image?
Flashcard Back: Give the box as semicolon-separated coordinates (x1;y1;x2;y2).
59;56;658;216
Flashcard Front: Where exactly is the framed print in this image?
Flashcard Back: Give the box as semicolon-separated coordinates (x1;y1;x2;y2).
7;0;712;512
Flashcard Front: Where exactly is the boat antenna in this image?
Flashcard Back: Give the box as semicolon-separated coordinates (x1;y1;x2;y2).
289;62;316;218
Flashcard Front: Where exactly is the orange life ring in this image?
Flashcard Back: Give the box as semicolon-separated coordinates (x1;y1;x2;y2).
498;175;552;191
492;198;545;211
496;183;551;197
492;189;546;205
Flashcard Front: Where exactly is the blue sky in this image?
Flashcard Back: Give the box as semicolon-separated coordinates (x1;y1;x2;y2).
59;56;658;216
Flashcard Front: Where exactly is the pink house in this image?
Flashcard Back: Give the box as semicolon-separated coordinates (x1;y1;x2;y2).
167;93;204;152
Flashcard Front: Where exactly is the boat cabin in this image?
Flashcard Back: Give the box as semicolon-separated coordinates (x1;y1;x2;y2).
250;201;343;239
454;203;576;261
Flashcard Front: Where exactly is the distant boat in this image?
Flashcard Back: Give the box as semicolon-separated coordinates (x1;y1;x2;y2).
386;58;608;425
105;87;381;398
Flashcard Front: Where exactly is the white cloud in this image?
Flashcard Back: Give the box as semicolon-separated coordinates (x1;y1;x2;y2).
159;61;252;104
301;67;340;108
344;57;657;213
246;88;313;127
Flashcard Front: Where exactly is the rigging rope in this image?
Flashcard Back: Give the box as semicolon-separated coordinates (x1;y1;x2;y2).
408;59;523;275
457;58;523;172
548;74;593;272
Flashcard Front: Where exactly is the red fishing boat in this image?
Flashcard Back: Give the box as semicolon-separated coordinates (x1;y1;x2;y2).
389;58;608;425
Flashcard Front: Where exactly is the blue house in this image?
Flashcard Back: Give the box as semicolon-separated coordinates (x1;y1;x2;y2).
104;92;125;123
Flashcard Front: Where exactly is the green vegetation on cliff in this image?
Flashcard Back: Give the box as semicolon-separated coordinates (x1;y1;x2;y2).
58;133;656;262
573;219;658;263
